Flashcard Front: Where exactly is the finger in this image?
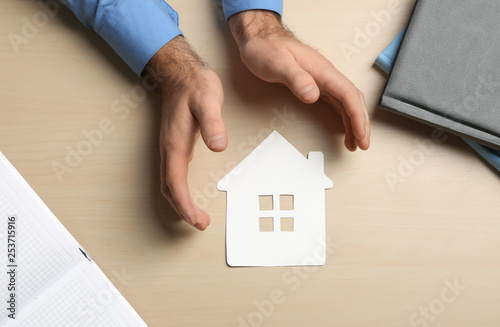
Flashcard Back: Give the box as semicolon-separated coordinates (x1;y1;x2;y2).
163;121;204;229
189;133;201;162
294;45;370;147
326;90;370;151
320;93;342;115
165;144;200;227
341;109;357;152
325;94;357;151
160;144;184;219
192;200;210;231
355;92;371;150
336;90;366;142
314;68;368;141
190;94;228;153
274;55;320;104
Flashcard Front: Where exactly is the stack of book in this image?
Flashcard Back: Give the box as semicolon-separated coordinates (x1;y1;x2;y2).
376;0;500;172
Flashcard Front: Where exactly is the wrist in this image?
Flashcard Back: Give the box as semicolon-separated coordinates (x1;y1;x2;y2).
228;10;286;47
145;36;205;95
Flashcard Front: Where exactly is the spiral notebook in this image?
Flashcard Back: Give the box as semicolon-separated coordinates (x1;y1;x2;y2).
0;152;147;326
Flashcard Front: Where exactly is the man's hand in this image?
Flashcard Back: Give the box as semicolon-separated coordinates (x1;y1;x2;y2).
229;10;370;151
146;36;227;231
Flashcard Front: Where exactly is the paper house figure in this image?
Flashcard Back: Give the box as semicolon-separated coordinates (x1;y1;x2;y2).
217;131;333;267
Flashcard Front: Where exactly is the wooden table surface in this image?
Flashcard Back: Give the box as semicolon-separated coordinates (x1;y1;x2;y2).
1;1;500;326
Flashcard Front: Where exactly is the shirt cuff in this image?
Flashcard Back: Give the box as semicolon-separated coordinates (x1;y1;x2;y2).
97;0;182;76
222;0;283;21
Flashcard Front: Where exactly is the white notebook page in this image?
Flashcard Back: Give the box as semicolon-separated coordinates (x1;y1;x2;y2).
0;152;147;326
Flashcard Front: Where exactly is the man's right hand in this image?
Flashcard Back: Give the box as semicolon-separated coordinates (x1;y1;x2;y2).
146;36;227;231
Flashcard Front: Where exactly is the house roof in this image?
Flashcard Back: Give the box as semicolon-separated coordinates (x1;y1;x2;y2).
217;130;333;191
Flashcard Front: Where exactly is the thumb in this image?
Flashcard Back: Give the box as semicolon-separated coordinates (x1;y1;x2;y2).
276;60;320;104
192;96;228;152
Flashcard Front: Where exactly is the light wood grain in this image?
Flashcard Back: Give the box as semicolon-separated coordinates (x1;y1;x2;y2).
1;1;499;326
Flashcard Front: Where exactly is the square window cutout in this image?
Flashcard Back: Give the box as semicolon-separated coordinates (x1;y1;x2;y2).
259;195;273;211
280;217;294;232
280;195;294;210
259;217;274;232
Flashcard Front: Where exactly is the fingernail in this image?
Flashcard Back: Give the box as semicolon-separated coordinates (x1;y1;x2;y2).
193;222;206;231
300;85;318;103
208;135;226;150
358;136;369;150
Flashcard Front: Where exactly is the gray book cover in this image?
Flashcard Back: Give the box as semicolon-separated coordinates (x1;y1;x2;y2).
379;0;500;150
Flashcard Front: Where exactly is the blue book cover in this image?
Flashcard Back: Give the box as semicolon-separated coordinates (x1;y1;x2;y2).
375;28;406;74
376;30;500;172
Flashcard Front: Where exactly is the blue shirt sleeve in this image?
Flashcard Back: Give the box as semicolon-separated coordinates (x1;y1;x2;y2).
222;0;283;20
62;0;182;76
